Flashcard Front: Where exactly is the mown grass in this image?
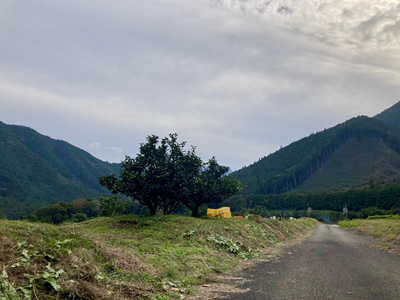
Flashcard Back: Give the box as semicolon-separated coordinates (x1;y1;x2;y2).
0;215;316;300
339;218;400;244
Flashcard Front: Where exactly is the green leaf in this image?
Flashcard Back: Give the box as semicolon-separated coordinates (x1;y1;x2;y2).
21;249;29;259
46;277;61;291
11;263;21;268
18;287;32;300
55;269;65;278
17;241;26;250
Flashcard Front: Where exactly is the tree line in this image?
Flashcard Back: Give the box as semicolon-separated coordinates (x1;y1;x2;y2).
224;181;400;212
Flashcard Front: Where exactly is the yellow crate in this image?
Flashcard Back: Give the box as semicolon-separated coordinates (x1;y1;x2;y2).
220;212;232;219
219;207;231;214
207;209;220;218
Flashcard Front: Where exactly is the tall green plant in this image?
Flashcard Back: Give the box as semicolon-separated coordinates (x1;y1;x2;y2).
100;134;243;216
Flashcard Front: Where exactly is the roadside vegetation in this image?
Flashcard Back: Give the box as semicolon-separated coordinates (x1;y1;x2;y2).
339;217;400;244
0;215;316;300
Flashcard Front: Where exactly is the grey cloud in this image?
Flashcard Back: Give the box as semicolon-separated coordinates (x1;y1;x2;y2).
0;0;399;170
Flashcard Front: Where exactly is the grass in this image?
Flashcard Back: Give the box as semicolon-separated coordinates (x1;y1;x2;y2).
339;218;400;244
0;215;316;300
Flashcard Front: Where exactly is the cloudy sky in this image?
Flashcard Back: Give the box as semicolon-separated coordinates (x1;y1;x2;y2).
1;0;399;171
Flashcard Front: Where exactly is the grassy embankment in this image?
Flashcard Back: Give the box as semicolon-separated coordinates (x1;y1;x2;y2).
339;216;400;244
0;215;315;300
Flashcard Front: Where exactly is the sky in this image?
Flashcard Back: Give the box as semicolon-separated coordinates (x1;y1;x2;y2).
1;0;399;171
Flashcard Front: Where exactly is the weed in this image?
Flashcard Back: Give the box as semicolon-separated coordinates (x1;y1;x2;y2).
338;221;360;228
207;234;253;260
0;271;31;300
25;263;65;291
183;230;195;238
0;215;316;299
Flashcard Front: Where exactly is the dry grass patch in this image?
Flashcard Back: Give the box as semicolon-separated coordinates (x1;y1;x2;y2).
96;241;155;275
340;219;400;244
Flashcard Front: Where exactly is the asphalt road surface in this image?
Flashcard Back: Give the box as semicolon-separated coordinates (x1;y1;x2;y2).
216;224;400;300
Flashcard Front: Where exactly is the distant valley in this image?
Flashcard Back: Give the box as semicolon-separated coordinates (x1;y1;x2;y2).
2;102;400;219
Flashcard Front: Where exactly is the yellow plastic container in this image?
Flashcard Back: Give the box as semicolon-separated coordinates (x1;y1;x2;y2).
207;207;231;218
207;209;219;218
220;212;232;219
219;207;231;214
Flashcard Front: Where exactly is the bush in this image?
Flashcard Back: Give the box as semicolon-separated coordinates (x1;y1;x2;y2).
99;195;127;217
367;214;400;220
358;206;388;219
69;213;88;222
34;202;73;224
72;198;100;218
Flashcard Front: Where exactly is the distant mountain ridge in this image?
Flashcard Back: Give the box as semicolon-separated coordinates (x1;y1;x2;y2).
0;121;120;219
375;101;400;127
231;102;400;195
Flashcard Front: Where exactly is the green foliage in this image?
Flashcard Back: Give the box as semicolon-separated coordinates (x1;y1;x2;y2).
367;214;400;220
25;264;65;292
0;121;120;219
34;202;73;224
0;214;316;300
358;206;388;219
30;198;101;224
338;220;360;228
224;183;400;216
0;272;32;300
182;157;244;217
71;198;100;218
0;238;67;300
100;134;243;217
232;116;400;195
375;101;400;128
69;213;88;222
207;234;253;260
99;195;127;217
339;218;400;246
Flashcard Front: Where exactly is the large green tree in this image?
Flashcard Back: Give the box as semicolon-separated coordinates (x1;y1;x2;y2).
99;134;243;216
182;157;244;217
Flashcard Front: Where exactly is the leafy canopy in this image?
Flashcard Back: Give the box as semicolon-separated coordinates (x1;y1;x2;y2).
100;134;243;216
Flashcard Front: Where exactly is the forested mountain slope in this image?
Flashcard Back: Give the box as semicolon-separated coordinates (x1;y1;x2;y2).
0;121;120;219
232;114;400;195
375;101;400;128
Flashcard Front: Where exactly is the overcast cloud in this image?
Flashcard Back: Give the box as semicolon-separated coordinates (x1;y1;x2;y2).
0;0;399;170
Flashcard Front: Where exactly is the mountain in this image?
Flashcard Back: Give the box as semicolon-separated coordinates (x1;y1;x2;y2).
232;103;400;195
375;101;400;127
0;121;120;219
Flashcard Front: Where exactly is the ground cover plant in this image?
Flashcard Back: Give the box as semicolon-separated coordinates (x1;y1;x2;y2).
0;215;315;300
339;218;400;244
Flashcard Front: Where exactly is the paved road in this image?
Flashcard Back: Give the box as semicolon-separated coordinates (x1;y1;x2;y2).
216;224;400;300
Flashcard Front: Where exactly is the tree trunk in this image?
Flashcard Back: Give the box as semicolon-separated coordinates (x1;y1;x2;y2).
149;206;157;215
191;203;202;218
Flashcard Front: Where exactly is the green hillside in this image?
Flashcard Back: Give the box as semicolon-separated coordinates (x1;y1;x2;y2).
232;115;400;195
291;138;400;193
0;122;120;219
375;101;400;128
